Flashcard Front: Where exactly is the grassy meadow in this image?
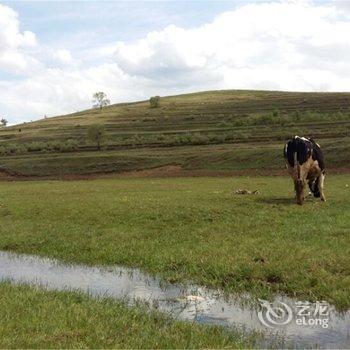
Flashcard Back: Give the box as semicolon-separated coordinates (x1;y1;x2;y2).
0;283;255;348
0;89;349;347
0;176;349;309
0;89;349;176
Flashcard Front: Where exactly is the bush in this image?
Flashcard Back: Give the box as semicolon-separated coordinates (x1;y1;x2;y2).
156;134;166;142
27;142;45;152
293;111;301;122
59;139;79;152
1;144;23;155
260;115;274;125
42;142;54;152
16;144;28;154
0;140;80;155
191;133;209;145
6;144;27;154
149;96;160;108
232;119;245;127
272;108;279;117
129;134;142;146
87;124;106;150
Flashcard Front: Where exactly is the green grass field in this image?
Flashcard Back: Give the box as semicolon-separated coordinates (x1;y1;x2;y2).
0;89;349;347
0;283;255;348
1;176;349;309
0;89;349;176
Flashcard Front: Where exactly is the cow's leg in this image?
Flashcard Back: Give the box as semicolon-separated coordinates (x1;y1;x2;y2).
294;179;305;205
308;178;316;195
295;164;309;205
318;172;326;202
294;165;304;205
308;176;320;198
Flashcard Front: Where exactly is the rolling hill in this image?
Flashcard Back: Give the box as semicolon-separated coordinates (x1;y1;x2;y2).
0;89;349;177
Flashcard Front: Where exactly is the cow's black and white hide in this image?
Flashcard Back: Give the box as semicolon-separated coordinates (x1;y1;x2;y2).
284;136;326;205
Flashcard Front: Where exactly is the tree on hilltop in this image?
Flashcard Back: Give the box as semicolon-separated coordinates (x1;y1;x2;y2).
149;96;160;108
92;92;110;109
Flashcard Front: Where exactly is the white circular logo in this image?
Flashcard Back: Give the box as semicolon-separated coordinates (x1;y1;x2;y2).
258;299;293;328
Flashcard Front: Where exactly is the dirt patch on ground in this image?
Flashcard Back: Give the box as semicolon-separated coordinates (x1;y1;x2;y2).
0;165;349;181
0;169;15;180
117;165;184;178
115;165;350;178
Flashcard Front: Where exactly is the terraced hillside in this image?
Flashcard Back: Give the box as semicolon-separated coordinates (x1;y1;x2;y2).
0;90;349;177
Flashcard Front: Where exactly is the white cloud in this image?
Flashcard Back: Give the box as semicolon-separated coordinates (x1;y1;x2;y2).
55;49;73;64
0;4;37;72
1;1;350;124
113;1;350;92
0;63;148;121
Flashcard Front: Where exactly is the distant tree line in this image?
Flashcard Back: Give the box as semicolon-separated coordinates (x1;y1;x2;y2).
91;92;161;109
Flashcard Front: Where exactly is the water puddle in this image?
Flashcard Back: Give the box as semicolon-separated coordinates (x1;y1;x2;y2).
0;251;349;348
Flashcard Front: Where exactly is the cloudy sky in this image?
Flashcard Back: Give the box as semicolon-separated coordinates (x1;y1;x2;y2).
1;0;350;124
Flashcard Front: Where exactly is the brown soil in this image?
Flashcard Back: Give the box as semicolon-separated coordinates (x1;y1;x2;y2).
117;166;287;178
117;165;184;177
0;165;349;182
0;169;15;180
116;165;350;178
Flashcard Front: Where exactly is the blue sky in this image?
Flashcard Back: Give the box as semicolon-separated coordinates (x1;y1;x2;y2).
3;1;238;63
1;1;350;124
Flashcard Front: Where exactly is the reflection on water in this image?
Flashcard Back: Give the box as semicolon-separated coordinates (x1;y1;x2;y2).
0;251;349;348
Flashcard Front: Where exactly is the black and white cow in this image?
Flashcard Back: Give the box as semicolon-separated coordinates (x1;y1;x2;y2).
284;136;326;205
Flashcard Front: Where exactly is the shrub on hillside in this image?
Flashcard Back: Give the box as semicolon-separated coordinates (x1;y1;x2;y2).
156;134;166;142
260;114;274;125
272;108;279;117
87;124;106;150
6;144;27;154
0;146;7;156
0;140;80;155
149;96;160;108
126;134;140;146
293;110;301;121
45;141;62;152
0;144;21;155
27;142;45;152
59;139;79;152
191;133;209;145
